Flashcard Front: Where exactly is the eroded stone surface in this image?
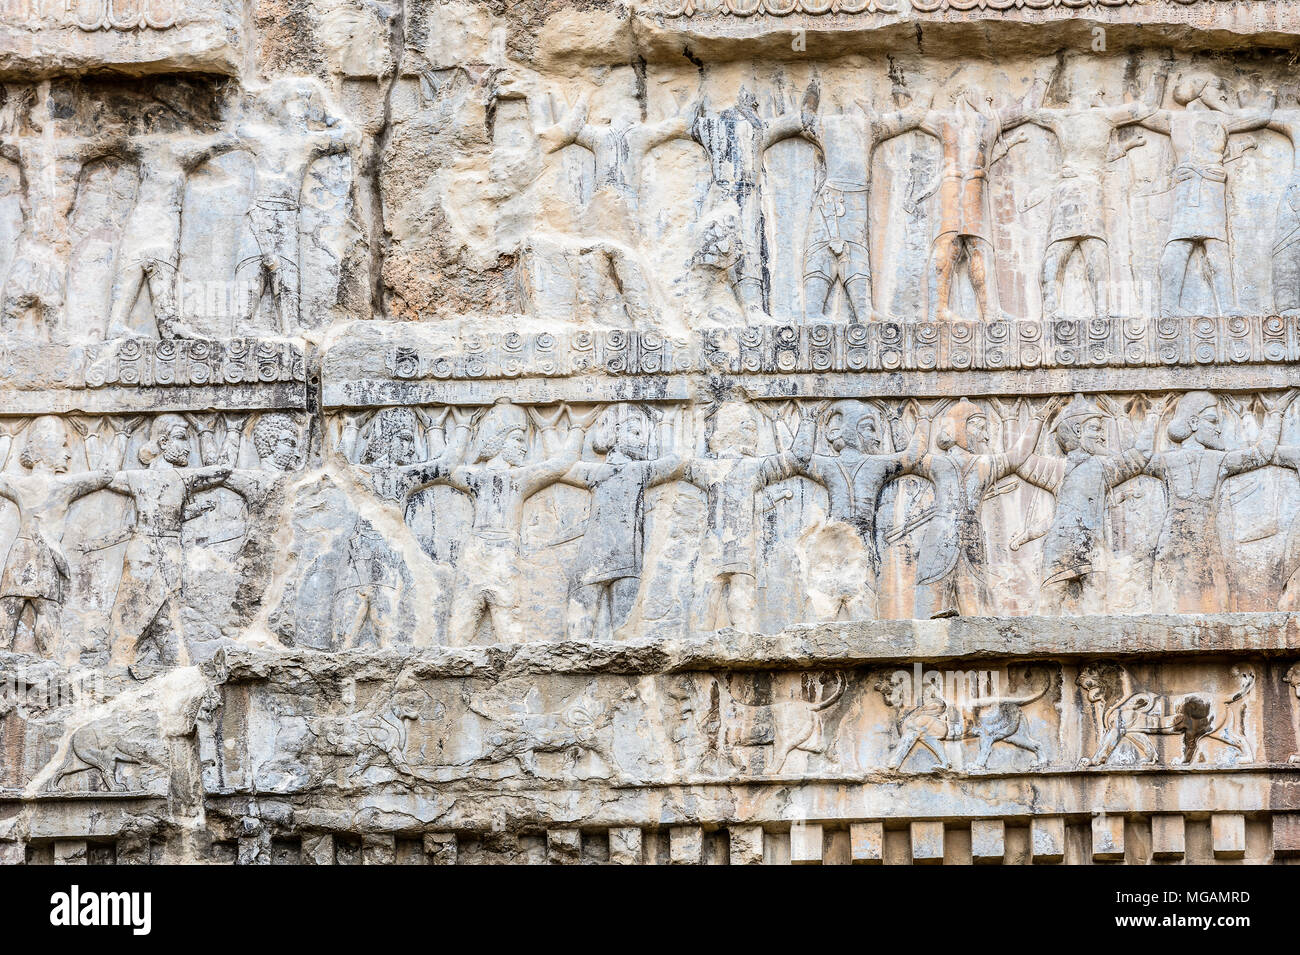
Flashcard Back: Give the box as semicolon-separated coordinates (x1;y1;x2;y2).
0;0;1299;864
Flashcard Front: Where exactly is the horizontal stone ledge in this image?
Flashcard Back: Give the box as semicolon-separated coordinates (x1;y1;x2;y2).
324;365;1300;408
203;770;1300;833
626;1;1300;61
210;612;1300;681
0;384;310;415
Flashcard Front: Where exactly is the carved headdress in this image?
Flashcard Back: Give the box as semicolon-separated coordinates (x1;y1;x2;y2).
1054;394;1107;452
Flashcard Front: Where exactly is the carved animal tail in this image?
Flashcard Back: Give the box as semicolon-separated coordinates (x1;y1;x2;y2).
993;668;1051;707
1228;666;1257;703
811;671;846;711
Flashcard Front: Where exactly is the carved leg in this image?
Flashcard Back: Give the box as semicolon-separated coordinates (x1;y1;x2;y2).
1202;238;1236;314
1040;239;1073;321
802;265;834;322
1274;236;1300;314
1080;237;1110;319
143;260;186;339
724;572;758;632
31;598;60;658
932;233;960;320
917;733;949;769
446;585;485;646
106;260;148;339
967;239;993;322
608;576;640;637
0;597;23;651
1159;239;1194;317
888;729;921;769
564;581;601;643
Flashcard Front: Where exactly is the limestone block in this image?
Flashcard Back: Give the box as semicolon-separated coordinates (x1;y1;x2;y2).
1212;814;1247;861
850;823;883;865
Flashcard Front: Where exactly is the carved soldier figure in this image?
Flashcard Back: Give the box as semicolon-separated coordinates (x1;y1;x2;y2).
1014;396;1158;615
1147;390;1295;613
0;105;126;339
93;414;231;671
1267;90;1300;314
1025;60;1171;320
237;78;359;335
690;84;819;318
562;404;684;642
443;402;583;645
797;400;929;620
0;417;113;654
915;79;1047;322
911;399;1053;618
800;93;930;322
106;131;239;340
1136;74;1274;316
683;401;817;631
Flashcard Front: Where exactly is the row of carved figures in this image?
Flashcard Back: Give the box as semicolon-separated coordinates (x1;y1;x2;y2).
201;662;1294;792
28;658;1293;794
505;58;1300;323
0;76;358;343
343;387;1300;640
0;388;1297;668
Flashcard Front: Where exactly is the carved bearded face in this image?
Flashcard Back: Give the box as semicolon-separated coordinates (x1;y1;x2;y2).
501;427;528;467
269;429;300;470
160;425;193;467
390;427;417;466
1287;664;1300;697
1191;405;1226;450
1078;416;1108;456
615;414;650;461
963;413;990;453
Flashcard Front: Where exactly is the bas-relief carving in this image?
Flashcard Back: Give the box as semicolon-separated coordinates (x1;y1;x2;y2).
204;658;1300;791
443;52;1300;335
292;388;1300;644
0;77;361;345
3;0;1300;862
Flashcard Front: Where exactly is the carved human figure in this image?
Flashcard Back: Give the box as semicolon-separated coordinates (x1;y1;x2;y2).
442;402;583;645
800;94;930;322
796;401;929;620
683;401;817;631
332;518;404;650
0;111;126;338
911;399;1053;618
1014;396;1158;615
91;414;231;670
690;84;819;318
345;406;472;506
0;417;113;654
106;131;238;340
236;79;359;335
535;77;691;226
562;404;683;642
1267;91;1300;314
1136;74;1274;316
217;414;304;634
915;80;1047;321
1146;390;1294;614
1025;61;1171;320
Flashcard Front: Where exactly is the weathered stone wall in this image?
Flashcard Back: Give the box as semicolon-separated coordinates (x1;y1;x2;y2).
1;0;1300;864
